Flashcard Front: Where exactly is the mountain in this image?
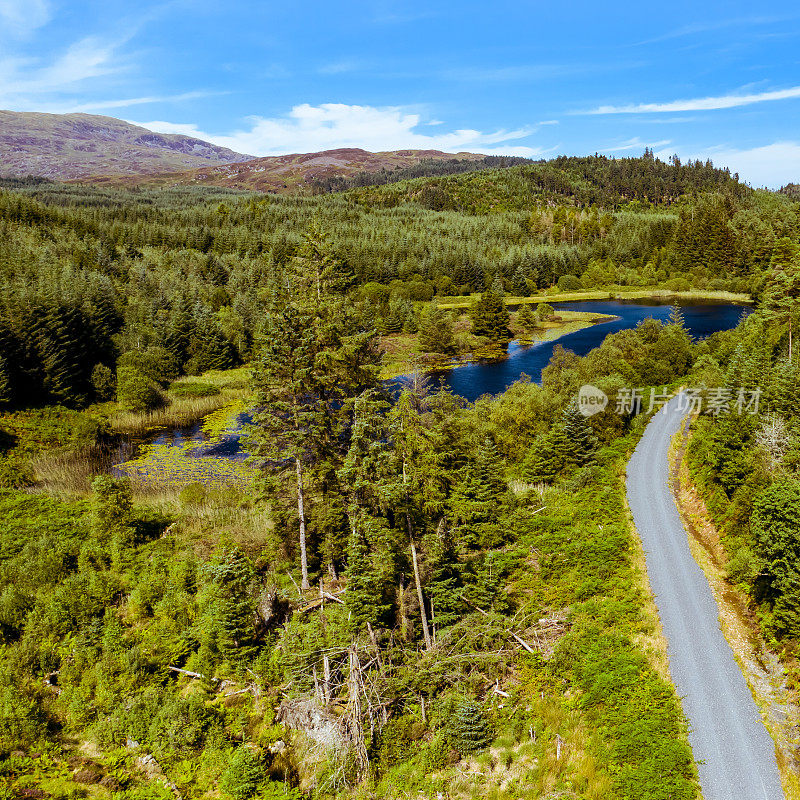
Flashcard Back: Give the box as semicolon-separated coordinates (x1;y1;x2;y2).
0;111;252;180
81;147;485;192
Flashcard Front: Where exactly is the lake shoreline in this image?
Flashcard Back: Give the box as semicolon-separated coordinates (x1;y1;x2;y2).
379;310;617;380
437;288;752;310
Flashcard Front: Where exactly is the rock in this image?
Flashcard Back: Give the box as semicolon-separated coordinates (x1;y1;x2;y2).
135;753;163;777
268;740;286;754
277;698;346;749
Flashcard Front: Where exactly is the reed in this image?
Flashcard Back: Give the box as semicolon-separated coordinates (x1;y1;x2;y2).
32;446;101;495
111;393;235;437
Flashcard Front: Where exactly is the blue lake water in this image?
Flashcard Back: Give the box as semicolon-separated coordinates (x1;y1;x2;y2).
433;299;750;402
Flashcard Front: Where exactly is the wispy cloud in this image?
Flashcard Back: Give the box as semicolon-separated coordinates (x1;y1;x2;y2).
581;85;800;115
599;137;671;153
654;141;800;188
635;15;796;45
0;0;51;37
133;102;547;157
318;60;361;75
63;91;222;114
0;36;126;109
441;61;646;83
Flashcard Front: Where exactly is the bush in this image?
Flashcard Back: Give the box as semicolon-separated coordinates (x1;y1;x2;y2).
169;382;221;398
665;276;691;292
117;365;163;412
91;363;117;401
220;746;264;800
0;456;35;489
179;482;207;507
557;274;581;291
118;347;180;388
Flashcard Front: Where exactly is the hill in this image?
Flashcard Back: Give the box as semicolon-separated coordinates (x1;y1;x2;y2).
0;110;252;180
82;147;486;192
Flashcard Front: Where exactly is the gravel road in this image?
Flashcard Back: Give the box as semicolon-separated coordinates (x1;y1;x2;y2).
626;395;784;800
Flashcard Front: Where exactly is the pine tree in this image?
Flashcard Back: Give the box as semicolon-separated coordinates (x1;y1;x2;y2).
345;515;390;632
523;429;561;483
252;228;381;591
424;519;462;629
220;745;264;800
448;699;493;755
417;303;455;354
205;546;256;661
470;290;510;339
561;403;599;468
516;303;537;331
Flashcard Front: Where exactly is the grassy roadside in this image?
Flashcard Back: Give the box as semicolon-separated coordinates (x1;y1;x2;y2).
670;423;800;800
437;288;752;310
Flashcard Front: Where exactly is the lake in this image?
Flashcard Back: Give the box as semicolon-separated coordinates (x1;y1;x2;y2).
433;298;749;402
114;298;749;484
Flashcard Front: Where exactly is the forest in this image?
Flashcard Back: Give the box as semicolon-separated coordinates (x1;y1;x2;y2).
1;153;800;800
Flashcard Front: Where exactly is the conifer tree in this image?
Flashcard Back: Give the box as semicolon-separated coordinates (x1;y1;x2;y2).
561;403;599;468
205;546;257;661
417;303;455;354
470;290;510;339
516;303;537;331
345;514;391;632
448;699;493;755
252;225;381;591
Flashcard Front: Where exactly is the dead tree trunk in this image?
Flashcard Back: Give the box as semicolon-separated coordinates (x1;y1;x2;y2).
408;521;433;651
295;456;310;591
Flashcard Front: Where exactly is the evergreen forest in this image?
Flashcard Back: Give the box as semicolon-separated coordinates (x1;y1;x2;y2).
1;152;800;800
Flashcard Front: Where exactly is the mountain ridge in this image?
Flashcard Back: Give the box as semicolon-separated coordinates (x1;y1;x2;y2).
0;110;253;180
77;146;486;192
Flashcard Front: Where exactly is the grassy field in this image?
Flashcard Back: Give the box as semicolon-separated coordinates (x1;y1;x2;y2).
437;287;752;310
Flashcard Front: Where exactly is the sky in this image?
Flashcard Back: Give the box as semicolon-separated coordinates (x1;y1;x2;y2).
1;0;800;187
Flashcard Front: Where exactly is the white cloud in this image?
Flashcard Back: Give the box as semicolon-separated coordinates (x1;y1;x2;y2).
132;103;547;157
583;85;800;114
0;0;51;37
653;141;800;188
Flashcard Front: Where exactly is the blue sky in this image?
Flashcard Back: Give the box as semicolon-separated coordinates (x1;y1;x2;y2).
2;0;800;186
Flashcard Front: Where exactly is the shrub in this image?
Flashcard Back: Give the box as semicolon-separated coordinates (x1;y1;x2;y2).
91;363;117;401
220;746;264;800
118;347;180;387
117;365;163;412
557;274;581;291
0;456;35;489
91;475;133;538
179;482;207;507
